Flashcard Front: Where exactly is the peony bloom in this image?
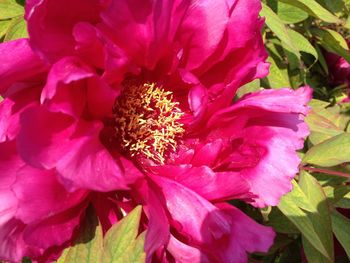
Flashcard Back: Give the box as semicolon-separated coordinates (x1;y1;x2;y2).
0;0;311;262
324;42;350;102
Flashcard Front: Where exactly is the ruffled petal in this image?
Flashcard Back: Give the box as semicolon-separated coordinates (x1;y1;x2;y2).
206;87;311;207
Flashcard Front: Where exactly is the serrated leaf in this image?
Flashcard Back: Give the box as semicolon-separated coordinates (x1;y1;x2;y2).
4;16;27;41
103;206;145;263
331;210;350;258
57;206;103;263
299;172;333;263
114;232;146;263
57;206;146;263
0;0;24;20
280;0;341;24
303;133;350;167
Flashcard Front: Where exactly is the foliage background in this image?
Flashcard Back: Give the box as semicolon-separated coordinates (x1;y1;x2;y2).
1;0;350;262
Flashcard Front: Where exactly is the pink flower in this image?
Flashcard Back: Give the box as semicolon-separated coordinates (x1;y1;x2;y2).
324;42;350;102
0;0;311;262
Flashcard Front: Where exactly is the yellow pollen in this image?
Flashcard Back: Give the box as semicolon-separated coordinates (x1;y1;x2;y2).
113;83;185;164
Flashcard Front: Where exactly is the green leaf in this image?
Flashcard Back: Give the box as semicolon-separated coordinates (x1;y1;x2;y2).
266;55;291;88
0;19;10;39
276;2;309;24
287;29;318;61
323;185;350;205
268;207;299;234
4;16;27;41
0;0;24;20
103;206;145;263
278;179;332;260
331;210;350;258
236;79;260;98
57;206;104;263
57;206;146;263
279;0;342;24
299;172;333;263
261;3;300;57
321;0;345;14
335;191;350;209
302;237;331;263
306;110;344;145
303;133;350;167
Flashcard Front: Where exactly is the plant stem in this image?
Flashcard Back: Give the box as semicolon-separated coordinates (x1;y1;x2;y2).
301;166;350;178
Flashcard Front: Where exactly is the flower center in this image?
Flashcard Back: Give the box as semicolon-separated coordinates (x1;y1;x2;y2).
113;83;184;164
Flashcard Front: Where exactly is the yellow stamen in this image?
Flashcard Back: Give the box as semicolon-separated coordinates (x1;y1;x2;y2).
114;83;184;164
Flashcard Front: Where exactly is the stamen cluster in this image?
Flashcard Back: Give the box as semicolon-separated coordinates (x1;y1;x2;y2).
114;83;184;164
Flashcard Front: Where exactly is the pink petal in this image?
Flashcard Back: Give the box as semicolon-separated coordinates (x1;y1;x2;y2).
100;0;185;69
0;39;47;93
18;106;137;192
240;126;303;207
41;57;94;118
151;175;230;247
0;99;14;143
209;87;311;125
13;165;87;224
92;193;120;233
167;235;210;263
152;164;252;202
23;203;87;249
0;219;39;262
188;84;208;120
26;0;102;61
139;180;170;258
178;0;229;70
205;87;311;207
0;86;40;143
55;120;135;192
18;106;74;169
217;203;275;262
0;142;21;225
87;77;118;119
